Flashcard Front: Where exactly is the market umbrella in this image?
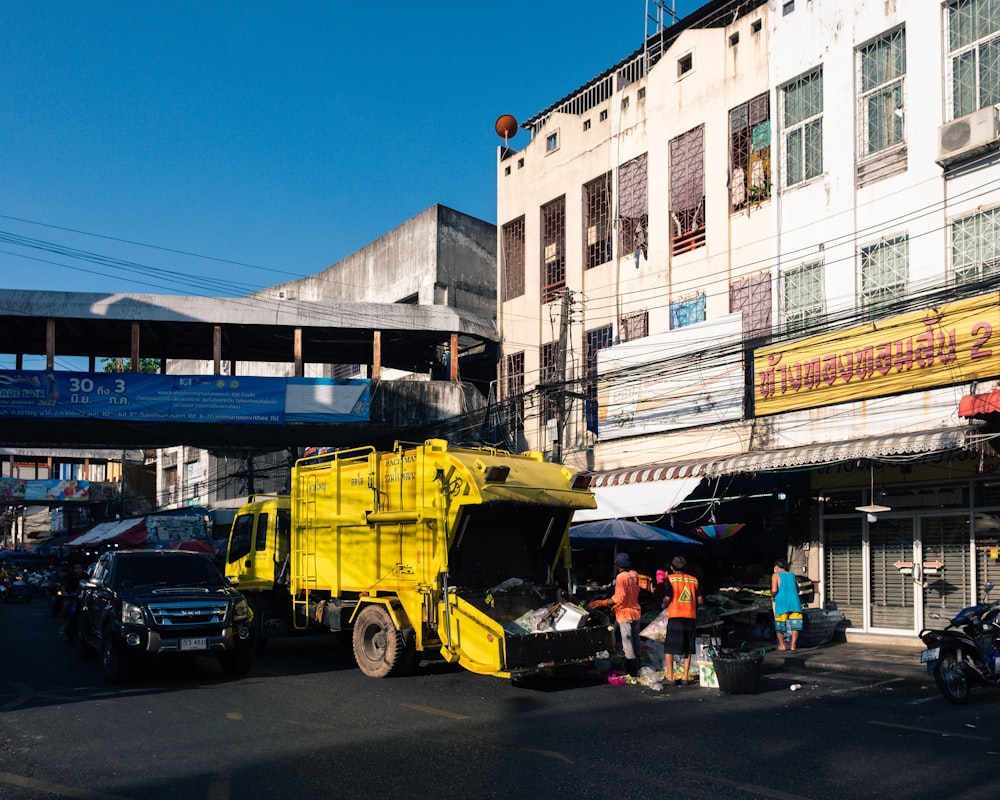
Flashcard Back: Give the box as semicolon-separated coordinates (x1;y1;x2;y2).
570;518;701;546
171;539;217;554
693;522;745;541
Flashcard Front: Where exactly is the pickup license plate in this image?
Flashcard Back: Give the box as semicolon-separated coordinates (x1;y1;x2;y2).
180;637;208;652
920;647;940;663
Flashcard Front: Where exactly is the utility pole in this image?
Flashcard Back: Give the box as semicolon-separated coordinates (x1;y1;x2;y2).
552;289;572;464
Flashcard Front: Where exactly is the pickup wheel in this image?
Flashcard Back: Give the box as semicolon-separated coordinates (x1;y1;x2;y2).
353;605;405;678
101;630;131;684
219;643;254;678
76;620;96;660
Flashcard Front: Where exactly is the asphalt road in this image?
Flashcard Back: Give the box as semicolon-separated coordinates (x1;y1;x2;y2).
2;596;999;800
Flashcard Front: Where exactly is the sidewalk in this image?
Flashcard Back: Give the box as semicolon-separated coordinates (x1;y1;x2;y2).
763;638;927;681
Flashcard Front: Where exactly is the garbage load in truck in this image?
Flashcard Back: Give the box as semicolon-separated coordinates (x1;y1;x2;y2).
224;438;615;679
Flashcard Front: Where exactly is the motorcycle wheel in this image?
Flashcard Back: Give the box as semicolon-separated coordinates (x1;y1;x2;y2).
934;652;971;704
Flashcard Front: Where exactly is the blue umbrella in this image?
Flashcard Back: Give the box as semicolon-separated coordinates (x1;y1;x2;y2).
570;518;701;546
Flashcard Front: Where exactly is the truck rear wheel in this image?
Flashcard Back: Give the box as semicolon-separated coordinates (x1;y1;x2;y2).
353;605;405;678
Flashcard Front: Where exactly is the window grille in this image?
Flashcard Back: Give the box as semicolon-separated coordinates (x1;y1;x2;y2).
781;69;824;186
618;154;648;266
858;27;906;155
504;351;525;437
502;216;525;302
669;293;706;329
730;92;771;211
946;0;1000;118
541;198;566;304
670;126;706;255
331;363;362;379
730;271;772;340
585;325;614;433
824;517;864;628
952;206;1000;284
781;261;824;333
620;310;649;342
861;235;908;314
584;173;613;269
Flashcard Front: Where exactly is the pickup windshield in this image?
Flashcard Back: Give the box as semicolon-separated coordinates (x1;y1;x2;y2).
112;556;224;590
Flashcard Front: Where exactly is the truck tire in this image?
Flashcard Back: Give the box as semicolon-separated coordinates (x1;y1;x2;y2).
353;605;405;678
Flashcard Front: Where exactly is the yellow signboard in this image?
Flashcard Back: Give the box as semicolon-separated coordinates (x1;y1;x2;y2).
754;292;1000;415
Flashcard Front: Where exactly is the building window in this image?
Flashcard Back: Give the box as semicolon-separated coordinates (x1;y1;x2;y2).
752;19;762;34
670;126;706;255
546;131;560;152
730;32;740;46
946;0;1000;118
541;341;561;422
782;1;794;15
331;363;362;379
638;87;646;101
670;293;706;329
584;173;613;269
618;153;649;267
541;197;566;303
678;53;693;77
600;109;608;122
730;271;772;340
621;96;630;110
781;68;824;187
583;119;591;131
585;325;614;434
502;216;525;301
518;157;524;168
729;92;771;211
504;351;525;437
952;206;1000;284
781;261;824;332
858;27;906;156
620;310;649;342
861;235;909;314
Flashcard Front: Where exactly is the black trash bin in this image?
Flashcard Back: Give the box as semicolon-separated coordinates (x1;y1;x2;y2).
710;647;765;694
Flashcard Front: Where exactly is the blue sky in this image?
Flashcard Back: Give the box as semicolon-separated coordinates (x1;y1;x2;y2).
1;1;697;298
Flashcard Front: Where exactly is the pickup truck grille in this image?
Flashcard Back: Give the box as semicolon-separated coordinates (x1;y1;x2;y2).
147;599;229;626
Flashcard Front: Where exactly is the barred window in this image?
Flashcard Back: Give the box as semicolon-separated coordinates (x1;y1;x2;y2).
729;93;771;211
669;293;706;329
858;27;906;155
782;68;824;186
584;172;613;269
669;126;706;255
946;0;1000;118
541;197;566;304
502;216;525;301
618;154;648;265
504;351;525;436
620;310;648;342
952;206;1000;284
331;363;362;379
585;325;614;434
730;271;772;340
781;261;824;332
861;235;908;314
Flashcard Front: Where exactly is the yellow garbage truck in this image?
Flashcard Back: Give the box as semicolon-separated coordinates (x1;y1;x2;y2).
224;439;614;679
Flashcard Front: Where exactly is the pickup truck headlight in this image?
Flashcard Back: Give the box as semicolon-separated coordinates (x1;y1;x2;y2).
121;601;145;625
232;599;251;624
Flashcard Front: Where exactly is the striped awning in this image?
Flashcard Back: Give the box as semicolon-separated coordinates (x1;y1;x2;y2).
706;427;984;477
589;458;710;488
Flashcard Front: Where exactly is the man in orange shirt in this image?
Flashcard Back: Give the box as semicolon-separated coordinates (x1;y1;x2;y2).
662;555;703;686
589;552;642;677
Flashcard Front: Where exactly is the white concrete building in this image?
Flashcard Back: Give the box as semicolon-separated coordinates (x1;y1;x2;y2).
497;0;1000;642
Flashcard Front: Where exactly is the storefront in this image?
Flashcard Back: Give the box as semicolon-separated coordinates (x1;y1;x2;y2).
815;449;1000;639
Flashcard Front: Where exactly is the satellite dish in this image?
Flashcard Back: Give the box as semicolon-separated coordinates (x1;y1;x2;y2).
495;114;518;146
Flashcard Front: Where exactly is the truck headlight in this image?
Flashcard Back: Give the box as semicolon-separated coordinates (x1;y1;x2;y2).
232;599;251;623
121;601;145;624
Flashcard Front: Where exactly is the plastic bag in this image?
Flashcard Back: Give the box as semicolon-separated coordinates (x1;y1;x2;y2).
639;608;669;642
637;666;664;691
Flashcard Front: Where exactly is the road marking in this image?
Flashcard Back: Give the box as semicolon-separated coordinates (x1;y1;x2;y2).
0;770;134;800
907;695;939;705
520;747;574;764
828;677;903;694
868;720;991;741
400;702;472;720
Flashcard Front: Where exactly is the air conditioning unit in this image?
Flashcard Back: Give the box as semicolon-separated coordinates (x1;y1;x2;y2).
937;105;1000;166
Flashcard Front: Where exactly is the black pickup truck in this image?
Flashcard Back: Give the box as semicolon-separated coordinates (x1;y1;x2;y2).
76;550;255;683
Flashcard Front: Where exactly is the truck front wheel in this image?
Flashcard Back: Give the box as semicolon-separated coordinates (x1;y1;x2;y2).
353;605;405;678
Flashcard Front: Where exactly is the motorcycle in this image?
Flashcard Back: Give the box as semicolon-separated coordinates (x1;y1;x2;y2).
919;581;1000;704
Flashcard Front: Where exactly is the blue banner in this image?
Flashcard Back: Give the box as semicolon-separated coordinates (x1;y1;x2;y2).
0;371;372;425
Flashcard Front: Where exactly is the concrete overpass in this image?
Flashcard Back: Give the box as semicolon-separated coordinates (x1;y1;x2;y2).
0;289;501;450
